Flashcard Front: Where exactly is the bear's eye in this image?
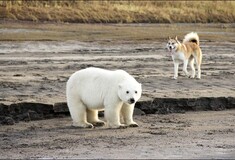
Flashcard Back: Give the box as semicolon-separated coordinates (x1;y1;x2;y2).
135;91;138;94
126;91;129;94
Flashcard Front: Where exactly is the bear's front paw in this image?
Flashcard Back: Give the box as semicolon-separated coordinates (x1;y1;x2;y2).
128;123;139;127
92;121;106;127
108;123;127;129
72;122;94;129
118;124;128;129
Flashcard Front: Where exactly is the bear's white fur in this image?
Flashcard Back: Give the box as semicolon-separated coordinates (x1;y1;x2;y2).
66;67;142;128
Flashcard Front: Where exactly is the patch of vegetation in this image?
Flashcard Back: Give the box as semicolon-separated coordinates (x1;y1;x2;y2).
0;1;235;23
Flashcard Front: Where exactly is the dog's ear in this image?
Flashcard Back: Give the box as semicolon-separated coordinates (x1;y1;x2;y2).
175;36;180;43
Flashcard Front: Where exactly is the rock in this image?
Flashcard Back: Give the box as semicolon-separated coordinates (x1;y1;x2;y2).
98;111;104;117
53;102;69;113
0;97;234;125
227;97;235;109
9;102;54;115
133;108;145;115
135;101;155;114
0;103;9;116
0;116;14;125
16;110;43;121
209;97;226;111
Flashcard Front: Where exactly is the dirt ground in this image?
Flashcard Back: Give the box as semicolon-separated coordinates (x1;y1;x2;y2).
0;110;235;159
0;22;235;158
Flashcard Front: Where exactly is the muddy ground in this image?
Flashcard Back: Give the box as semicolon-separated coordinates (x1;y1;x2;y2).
0;22;235;158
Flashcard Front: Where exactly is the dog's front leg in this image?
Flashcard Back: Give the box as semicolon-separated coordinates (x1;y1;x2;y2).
183;59;189;77
173;62;179;79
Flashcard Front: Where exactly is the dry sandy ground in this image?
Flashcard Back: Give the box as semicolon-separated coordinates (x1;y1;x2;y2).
0;22;235;158
0;22;235;104
0;110;235;159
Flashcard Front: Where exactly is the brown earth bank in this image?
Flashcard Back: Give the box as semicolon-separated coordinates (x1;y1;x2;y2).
0;22;235;158
0;97;235;125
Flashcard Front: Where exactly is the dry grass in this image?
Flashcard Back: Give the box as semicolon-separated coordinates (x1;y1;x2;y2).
0;1;235;23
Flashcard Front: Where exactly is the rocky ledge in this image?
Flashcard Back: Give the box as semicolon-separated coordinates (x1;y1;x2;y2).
0;97;234;125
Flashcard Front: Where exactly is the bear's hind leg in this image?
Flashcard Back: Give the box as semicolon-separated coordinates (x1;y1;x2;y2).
121;104;139;127
67;98;93;128
87;109;105;127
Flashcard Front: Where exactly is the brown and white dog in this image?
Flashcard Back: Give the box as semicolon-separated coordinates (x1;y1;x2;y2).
166;32;202;79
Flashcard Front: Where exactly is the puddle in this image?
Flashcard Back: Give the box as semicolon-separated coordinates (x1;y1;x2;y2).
0;28;49;33
0;41;99;54
0;40;160;54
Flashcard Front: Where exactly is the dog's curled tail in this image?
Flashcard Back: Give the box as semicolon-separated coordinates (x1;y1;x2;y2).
183;32;199;46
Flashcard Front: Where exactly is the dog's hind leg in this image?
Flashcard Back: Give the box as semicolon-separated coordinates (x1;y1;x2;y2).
189;57;195;78
195;51;202;79
173;62;179;79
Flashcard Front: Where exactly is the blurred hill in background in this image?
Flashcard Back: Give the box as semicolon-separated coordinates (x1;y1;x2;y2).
0;0;235;23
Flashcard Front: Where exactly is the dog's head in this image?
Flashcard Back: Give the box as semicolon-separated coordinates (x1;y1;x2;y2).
166;36;180;53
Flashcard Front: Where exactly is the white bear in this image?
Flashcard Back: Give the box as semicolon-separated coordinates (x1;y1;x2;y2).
66;67;142;128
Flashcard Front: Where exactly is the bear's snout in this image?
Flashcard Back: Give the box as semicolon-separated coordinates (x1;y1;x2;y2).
129;98;135;104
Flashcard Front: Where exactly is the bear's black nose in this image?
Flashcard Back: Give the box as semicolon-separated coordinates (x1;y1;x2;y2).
130;98;135;104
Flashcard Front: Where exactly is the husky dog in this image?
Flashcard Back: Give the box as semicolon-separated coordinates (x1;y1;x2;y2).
166;32;202;79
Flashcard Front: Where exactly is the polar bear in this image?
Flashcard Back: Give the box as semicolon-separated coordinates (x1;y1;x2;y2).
66;67;142;128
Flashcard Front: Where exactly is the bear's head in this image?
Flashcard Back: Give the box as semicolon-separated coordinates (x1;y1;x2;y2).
118;80;142;105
